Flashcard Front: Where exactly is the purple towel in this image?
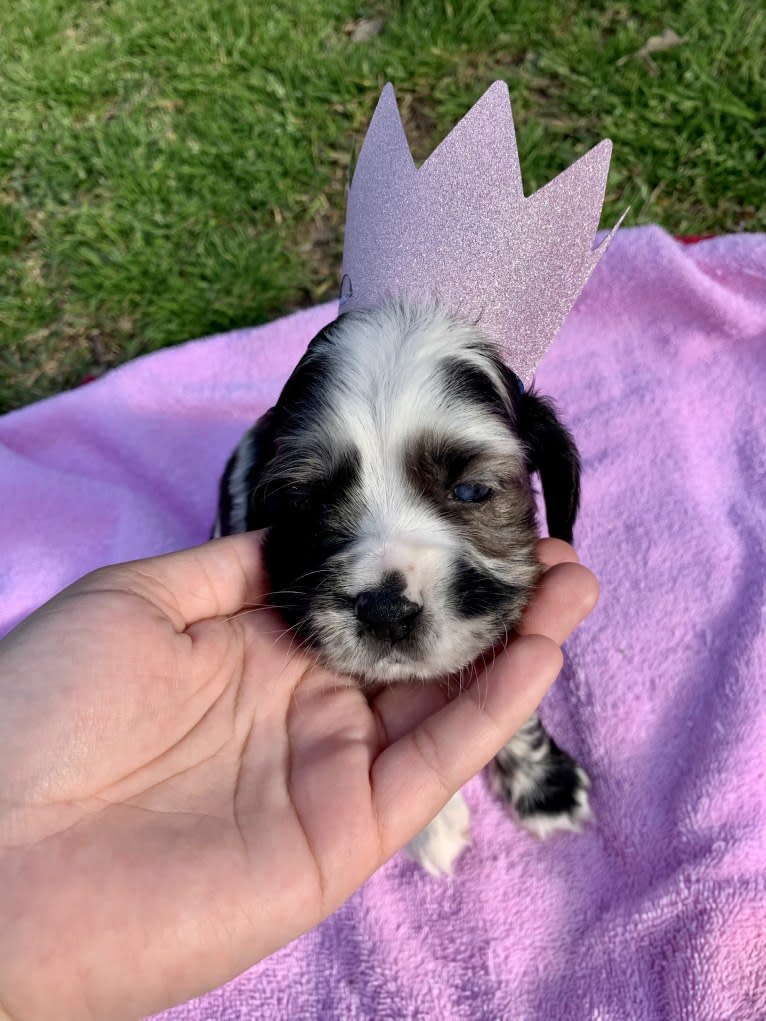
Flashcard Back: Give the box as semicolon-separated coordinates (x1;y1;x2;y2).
1;227;765;1020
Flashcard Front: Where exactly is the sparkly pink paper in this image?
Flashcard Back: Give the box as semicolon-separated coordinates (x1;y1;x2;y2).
341;81;624;383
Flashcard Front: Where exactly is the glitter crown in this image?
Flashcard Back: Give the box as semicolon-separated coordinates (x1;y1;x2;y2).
340;81;625;383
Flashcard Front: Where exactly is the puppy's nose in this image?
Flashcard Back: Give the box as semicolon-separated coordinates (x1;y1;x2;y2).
354;587;422;643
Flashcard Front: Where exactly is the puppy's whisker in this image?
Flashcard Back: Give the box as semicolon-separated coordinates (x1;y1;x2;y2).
272;625;319;680
475;654;489;711
224;601;306;625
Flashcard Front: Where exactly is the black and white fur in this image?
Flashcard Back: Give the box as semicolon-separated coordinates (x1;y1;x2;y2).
214;303;591;874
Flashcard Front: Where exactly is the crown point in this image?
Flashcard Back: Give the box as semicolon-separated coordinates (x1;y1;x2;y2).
350;81;415;193
482;79;512;107
421;79;522;200
379;81;397;105
590;137;613;167
525;137;613;242
594;205;630;254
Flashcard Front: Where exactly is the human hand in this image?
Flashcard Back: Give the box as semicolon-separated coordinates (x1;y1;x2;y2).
0;534;597;1021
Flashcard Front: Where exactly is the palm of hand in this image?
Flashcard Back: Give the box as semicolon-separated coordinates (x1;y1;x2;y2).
0;535;594;1021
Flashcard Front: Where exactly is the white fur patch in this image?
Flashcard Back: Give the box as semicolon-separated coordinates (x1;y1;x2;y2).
225;422;260;534
404;791;471;876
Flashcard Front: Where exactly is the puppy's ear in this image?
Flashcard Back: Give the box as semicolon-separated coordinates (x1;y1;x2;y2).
213;408;277;536
516;389;581;543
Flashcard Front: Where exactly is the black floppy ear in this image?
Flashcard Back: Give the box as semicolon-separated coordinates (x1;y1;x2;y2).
516;389;581;543
213;407;277;536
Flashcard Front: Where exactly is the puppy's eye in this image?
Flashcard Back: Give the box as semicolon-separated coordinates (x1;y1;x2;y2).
279;483;316;510
451;482;493;503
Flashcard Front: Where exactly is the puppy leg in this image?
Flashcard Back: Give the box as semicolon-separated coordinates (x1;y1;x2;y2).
489;714;593;838
404;791;471;876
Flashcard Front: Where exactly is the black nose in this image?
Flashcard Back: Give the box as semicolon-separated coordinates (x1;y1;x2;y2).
354;587;422;643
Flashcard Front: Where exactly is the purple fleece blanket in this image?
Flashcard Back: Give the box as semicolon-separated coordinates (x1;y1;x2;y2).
2;226;765;1019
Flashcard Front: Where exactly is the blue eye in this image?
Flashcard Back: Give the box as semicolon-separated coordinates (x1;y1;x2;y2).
451;482;493;503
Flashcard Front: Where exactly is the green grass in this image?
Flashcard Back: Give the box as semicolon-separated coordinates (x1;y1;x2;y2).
1;0;764;411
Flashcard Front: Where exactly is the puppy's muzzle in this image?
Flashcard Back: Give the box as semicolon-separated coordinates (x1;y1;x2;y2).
354;583;422;644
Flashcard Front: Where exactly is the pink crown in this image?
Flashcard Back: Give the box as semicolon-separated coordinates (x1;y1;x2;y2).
340;81;625;384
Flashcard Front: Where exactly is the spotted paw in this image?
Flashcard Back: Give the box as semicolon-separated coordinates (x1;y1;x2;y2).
491;736;594;839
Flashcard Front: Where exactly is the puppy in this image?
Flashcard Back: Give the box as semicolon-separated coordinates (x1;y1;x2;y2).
214;303;591;874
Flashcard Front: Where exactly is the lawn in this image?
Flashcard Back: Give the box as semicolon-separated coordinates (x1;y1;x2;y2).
1;0;764;412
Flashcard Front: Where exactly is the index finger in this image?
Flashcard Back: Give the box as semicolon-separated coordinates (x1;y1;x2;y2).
371;633;564;857
536;537;581;569
81;532;270;630
517;562;599;645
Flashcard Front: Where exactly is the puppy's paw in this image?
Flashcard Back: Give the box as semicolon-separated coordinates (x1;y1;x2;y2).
491;742;594;840
513;763;593;839
404;791;471;876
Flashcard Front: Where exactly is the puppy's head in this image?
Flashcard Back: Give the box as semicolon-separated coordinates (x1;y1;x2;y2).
220;304;580;683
